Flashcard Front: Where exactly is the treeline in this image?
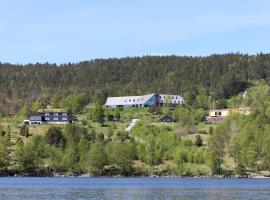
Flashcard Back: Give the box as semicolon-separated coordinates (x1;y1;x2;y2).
1;53;270;115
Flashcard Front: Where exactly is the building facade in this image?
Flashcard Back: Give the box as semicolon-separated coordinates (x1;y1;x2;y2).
206;107;250;123
105;93;184;108
24;109;73;125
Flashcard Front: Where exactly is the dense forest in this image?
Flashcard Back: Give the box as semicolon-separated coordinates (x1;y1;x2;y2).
1;53;270;115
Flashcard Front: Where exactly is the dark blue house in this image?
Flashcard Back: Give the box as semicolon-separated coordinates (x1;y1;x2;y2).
24;109;73;125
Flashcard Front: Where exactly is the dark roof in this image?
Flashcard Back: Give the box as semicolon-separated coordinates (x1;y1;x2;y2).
160;115;176;122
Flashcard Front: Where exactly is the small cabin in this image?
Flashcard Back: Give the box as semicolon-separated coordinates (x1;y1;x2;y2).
160;115;176;123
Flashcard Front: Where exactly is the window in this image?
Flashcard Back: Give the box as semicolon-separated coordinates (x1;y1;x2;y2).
45;113;50;116
53;113;58;116
53;117;58;120
62;113;67;116
45;117;50;120
62;117;68;120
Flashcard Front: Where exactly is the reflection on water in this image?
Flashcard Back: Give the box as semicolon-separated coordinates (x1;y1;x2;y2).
0;177;270;200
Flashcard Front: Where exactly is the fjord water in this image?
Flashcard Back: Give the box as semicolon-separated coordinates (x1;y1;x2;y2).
0;178;270;200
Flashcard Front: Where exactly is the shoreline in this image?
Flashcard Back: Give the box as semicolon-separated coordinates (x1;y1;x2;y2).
9;173;270;179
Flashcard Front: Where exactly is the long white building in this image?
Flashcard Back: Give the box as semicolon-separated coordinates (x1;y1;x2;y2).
105;93;185;108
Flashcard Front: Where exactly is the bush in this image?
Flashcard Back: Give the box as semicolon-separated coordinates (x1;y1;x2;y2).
195;134;203;147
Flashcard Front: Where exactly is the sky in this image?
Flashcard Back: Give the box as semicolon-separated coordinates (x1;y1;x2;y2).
1;0;270;64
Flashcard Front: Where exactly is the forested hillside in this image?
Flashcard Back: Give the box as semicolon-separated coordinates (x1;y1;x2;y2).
0;54;270;177
1;53;270;115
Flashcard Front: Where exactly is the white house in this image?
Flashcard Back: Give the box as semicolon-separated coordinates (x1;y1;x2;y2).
105;93;184;108
207;107;251;122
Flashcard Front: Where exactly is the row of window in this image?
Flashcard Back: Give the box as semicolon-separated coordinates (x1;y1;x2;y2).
45;117;68;121
30;122;41;125
161;100;182;104
122;96;182;103
124;98;144;103
162;96;180;99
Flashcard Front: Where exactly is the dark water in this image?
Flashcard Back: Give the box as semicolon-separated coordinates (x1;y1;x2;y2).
0;177;270;200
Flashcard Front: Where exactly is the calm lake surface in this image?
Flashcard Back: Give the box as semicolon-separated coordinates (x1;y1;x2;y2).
0;177;270;200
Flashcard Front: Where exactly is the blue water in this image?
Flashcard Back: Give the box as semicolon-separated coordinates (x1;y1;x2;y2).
0;177;270;199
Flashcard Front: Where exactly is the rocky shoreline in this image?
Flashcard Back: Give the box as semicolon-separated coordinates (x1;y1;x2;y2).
9;171;270;178
48;172;270;179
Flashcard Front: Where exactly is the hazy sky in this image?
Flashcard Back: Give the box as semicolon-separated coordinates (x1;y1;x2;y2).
1;0;270;64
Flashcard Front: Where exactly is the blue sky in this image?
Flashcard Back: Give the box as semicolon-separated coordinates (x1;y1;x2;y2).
1;0;270;64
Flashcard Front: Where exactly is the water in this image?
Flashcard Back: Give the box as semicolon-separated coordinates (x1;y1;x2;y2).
0;177;270;199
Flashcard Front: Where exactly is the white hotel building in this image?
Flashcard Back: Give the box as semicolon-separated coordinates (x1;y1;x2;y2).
105;93;185;108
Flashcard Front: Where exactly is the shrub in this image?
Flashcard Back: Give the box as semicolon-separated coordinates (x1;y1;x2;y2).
195;134;203;147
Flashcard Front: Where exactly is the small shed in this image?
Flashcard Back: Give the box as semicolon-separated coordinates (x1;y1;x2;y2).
108;115;114;122
160;115;176;123
107;115;120;122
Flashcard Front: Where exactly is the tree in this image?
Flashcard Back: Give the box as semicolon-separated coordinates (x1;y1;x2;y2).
86;143;107;175
45;127;65;147
208;125;228;174
63;124;82;144
31;100;46;112
15;139;42;174
92;101;104;124
78;136;90;168
174;147;188;166
106;142;134;175
60;93;88;113
195;134;203;147
20;103;32;117
61;146;80;173
0;137;10;174
19;125;29;137
145;137;162;166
